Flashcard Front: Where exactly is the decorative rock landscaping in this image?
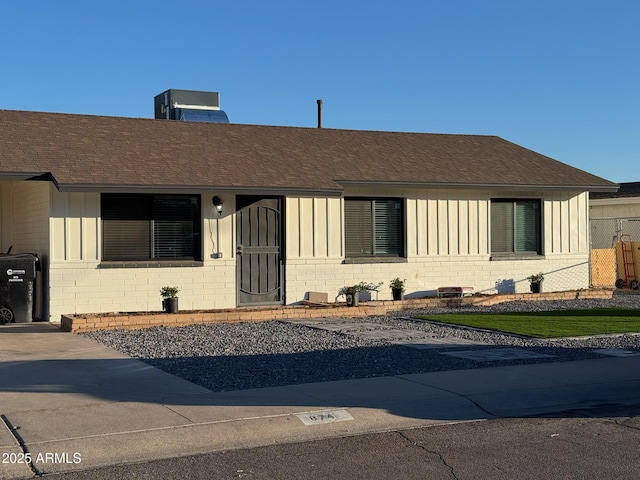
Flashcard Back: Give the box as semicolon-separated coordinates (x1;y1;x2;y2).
79;290;640;393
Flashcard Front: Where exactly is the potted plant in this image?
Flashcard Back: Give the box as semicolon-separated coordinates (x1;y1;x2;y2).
339;281;382;307
340;285;360;307
389;277;406;301
160;286;180;313
527;273;544;294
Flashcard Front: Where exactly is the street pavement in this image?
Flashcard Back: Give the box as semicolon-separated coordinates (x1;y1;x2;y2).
40;403;640;479
2;322;640;479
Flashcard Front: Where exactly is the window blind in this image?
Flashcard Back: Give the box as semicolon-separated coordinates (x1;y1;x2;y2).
102;194;151;260
102;193;201;261
491;199;541;254
345;199;373;256
490;201;514;254
153;196;198;259
374;200;402;255
345;198;403;257
515;201;540;253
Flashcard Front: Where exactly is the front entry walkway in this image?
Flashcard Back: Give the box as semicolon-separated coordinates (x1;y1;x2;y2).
282;318;488;350
283;319;561;362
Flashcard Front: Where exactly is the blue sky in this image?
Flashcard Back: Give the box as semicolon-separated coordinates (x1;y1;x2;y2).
2;1;638;182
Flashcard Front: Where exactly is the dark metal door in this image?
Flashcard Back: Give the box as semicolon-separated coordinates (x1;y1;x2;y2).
236;196;283;306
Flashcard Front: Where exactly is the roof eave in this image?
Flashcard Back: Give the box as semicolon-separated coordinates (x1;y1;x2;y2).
0;172;60;189
56;183;344;197
337;180;619;192
0;172;49;181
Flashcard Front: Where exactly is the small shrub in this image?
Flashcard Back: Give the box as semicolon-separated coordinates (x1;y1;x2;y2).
389;277;406;292
160;286;180;298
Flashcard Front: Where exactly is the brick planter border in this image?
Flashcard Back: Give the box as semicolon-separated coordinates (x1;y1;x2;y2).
60;289;613;333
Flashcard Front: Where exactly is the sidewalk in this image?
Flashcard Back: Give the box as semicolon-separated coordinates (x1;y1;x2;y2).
2;322;640;478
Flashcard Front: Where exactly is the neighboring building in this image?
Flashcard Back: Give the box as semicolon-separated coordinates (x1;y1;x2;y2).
590;181;640;287
590;182;640;245
0;103;617;322
590;181;640;218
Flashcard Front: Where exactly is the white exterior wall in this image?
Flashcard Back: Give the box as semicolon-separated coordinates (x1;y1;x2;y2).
0;181;51;319
49;260;235;317
44;186;590;320
7;181;50;255
284;188;590;303
0;184;5;252
48;191;236;320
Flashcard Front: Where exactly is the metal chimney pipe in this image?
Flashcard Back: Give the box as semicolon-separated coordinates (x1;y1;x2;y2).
316;99;323;128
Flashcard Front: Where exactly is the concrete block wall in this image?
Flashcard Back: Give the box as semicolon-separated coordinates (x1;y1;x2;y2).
47;189;237;321
48;260;235;320
43;187;592;320
285;253;590;304
285;188;591;305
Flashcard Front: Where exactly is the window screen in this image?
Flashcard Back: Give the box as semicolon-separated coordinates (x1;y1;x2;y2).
345;198;404;257
102;193;201;261
491;199;541;255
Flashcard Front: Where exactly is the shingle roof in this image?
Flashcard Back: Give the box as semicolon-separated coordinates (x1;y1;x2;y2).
0;109;617;193
590;181;640;199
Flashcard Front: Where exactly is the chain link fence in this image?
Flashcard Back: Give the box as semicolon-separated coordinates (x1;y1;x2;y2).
591;218;640;248
590;218;640;287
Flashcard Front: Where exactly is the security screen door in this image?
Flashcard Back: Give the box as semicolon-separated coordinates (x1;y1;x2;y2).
236;196;283;306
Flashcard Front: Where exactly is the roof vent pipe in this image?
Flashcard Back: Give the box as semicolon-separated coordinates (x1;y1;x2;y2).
316;99;323;128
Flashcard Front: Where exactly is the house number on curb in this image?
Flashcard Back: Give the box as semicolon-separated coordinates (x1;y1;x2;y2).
296;409;354;426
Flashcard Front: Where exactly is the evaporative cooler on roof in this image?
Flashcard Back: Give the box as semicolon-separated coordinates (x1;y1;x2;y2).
154;89;230;123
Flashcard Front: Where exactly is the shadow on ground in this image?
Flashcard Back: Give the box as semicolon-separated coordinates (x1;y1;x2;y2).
3;323;639;423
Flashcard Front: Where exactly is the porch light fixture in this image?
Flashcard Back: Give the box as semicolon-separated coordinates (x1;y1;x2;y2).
212;196;223;215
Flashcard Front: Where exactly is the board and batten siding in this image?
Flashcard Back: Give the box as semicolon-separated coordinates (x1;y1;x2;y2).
407;190;489;257
49;191;238;262
284;189;590;304
285;197;343;258
44;188;589;320
286;190;589;259
47;190;236;321
50;192;100;261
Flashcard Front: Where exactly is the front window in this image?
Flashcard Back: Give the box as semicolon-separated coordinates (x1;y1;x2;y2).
345;198;404;257
102;193;201;261
491;199;541;255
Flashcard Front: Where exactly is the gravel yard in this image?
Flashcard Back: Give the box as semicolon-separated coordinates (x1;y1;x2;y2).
83;293;640;392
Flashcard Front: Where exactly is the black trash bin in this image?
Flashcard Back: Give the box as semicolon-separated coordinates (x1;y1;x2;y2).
0;253;38;324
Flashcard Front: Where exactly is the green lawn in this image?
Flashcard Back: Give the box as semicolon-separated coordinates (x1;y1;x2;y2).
415;308;640;338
